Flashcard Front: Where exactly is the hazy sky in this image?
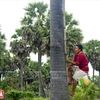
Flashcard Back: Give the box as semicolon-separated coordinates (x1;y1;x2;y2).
0;0;100;43
0;0;99;76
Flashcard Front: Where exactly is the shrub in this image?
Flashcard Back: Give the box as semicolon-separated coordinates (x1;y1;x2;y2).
19;97;49;100
7;90;23;100
5;90;34;100
0;80;13;92
71;83;96;100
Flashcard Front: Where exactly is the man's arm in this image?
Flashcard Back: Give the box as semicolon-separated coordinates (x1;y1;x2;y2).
66;54;76;65
66;59;76;65
66;53;84;66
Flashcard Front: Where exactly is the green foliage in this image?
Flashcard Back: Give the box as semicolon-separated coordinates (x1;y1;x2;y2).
1;2;100;100
21;2;48;26
42;60;50;85
20;2;50;97
26;81;39;96
31;81;39;95
7;76;19;90
0;32;12;72
5;90;34;100
2;89;49;100
7;90;23;100
66;13;83;57
83;40;100;72
70;83;100;100
0;80;12;92
10;39;31;59
24;61;38;81
19;97;49;100
31;98;49;100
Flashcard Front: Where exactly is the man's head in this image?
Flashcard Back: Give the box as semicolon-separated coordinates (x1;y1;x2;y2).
75;44;83;54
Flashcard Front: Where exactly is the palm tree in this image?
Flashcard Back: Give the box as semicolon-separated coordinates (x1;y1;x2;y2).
96;55;100;87
98;70;100;87
10;38;30;91
21;2;48;97
45;12;84;57
84;40;100;84
50;0;69;100
65;13;83;57
0;29;10;80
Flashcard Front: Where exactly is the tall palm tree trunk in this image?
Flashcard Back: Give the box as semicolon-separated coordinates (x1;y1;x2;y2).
93;67;95;82
50;0;69;100
20;59;23;91
99;71;100;87
38;49;45;97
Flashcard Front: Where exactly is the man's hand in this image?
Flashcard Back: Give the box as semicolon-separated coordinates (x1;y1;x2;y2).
66;58;70;62
66;58;76;65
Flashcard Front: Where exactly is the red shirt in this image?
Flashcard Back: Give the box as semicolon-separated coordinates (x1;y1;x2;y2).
74;52;89;73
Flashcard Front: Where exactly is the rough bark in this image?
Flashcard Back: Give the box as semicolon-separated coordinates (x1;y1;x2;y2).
99;71;100;87
50;0;69;100
38;49;45;97
20;59;23;91
93;66;95;82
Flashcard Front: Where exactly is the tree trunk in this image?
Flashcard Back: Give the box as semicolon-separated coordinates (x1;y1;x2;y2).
99;71;100;87
64;5;66;56
38;49;45;97
50;0;69;100
93;67;95;82
20;59;23;91
1;74;3;81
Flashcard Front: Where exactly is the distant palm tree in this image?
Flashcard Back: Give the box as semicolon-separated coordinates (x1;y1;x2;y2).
50;0;69;100
84;40;100;84
21;2;48;97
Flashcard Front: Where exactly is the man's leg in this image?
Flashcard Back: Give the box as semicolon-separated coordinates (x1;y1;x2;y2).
70;68;87;96
70;79;77;96
67;66;73;84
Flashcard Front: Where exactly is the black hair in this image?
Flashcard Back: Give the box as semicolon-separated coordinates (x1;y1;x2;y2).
76;44;83;51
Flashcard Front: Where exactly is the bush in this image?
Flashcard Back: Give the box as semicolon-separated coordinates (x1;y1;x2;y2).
0;80;13;92
19;97;50;100
7;90;23;100
4;90;34;100
71;83;96;100
26;81;39;91
0;89;50;100
31;98;49;100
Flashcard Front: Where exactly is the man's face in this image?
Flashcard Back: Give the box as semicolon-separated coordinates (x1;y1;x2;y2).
75;46;80;54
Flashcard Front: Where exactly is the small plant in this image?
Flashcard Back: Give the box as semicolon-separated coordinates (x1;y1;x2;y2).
70;83;96;100
6;90;34;100
19;97;50;100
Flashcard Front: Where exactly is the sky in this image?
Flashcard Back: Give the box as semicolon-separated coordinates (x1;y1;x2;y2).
0;0;99;77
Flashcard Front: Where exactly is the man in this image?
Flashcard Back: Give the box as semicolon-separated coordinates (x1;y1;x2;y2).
66;44;89;96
